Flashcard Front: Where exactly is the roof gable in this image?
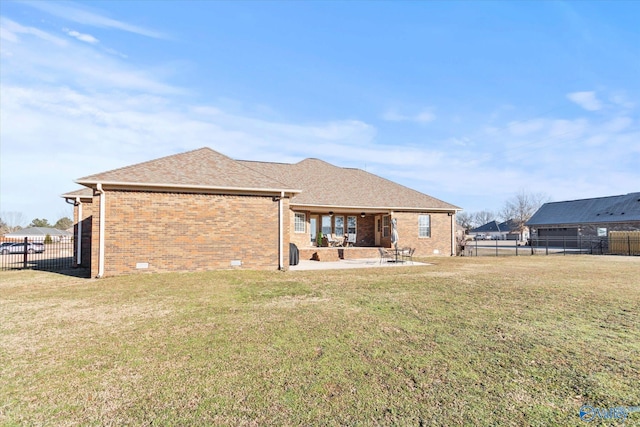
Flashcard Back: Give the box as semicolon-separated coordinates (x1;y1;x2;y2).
527;192;640;225
76;148;296;193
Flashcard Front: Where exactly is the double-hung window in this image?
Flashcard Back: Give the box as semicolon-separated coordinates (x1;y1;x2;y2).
294;212;306;233
321;215;332;236
334;216;344;237
347;216;356;235
419;214;431;238
383;215;390;237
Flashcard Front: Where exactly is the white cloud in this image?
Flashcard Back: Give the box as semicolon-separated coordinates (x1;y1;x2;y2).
64;28;99;44
0;17;67;46
382;109;435;123
567;91;602;111
1;14;638;223
22;1;166;39
507;119;545;136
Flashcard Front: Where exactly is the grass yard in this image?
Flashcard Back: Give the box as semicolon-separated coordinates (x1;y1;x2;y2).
1;256;639;426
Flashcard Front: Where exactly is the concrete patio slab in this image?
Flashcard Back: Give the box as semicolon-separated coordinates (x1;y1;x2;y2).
289;258;429;271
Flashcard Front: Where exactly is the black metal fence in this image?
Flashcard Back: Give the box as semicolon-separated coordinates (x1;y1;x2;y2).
0;237;75;272
462;235;640;257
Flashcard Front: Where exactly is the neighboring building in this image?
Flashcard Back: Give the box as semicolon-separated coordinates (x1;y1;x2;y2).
469;219;528;241
526;192;640;239
3;227;72;242
62;147;461;277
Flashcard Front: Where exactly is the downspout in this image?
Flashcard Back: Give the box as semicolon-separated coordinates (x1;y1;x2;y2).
451;212;455;256
279;191;284;270
96;183;106;278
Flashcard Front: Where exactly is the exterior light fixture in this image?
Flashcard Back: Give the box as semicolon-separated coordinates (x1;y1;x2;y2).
360;212;366;218
329;211;334;216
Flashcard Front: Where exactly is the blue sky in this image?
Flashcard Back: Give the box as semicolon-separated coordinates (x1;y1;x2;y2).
1;1;639;224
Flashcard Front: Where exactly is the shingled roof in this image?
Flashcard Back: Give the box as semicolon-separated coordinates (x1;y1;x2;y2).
76;148;298;194
527;192;640;226
72;147;459;211
239;158;459;210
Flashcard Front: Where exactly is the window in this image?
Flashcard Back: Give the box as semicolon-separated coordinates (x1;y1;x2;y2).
334;216;344;237
347;216;356;235
321;215;332;236
383;215;390;237
294;212;306;233
419;214;431;238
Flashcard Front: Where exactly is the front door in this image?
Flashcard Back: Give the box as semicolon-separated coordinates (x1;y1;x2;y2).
310;215;318;245
375;215;382;246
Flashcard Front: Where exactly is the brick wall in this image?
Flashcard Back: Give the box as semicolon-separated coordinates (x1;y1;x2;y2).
90;190;288;277
393;211;454;256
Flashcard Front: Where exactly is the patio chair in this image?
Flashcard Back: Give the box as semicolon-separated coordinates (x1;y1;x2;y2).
378;247;394;264
325;234;343;247
404;248;415;264
346;233;356;247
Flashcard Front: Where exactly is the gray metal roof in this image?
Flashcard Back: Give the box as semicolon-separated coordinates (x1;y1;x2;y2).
4;227;72;238
471;219;520;233
526;192;640;226
471;221;500;233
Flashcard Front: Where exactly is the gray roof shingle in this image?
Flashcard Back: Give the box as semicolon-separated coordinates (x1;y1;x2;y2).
72;147;459;211
527;192;640;226
239;158;460;210
76;147;297;192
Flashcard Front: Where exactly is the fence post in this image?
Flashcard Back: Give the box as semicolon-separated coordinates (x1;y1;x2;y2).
579;235;582;253
495;239;498;257
516;239;519;256
545;236;549;255
629;236;632;256
563;236;566;255
23;236;28;269
475;238;478;257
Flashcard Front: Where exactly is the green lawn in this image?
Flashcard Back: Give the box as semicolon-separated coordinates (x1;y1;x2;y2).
1;256;639;426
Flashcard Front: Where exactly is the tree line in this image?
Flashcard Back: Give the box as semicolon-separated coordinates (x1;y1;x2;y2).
456;190;550;236
0;212;73;235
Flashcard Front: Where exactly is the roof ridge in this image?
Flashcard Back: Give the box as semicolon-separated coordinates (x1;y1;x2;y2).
76;147;215;181
234;159;297;190
543;192;640;205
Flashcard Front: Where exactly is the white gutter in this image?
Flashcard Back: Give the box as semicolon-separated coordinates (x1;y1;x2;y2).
96;183;106;278
279;191;284;270
293;203;462;212
451;212;455;256
75;180;301;196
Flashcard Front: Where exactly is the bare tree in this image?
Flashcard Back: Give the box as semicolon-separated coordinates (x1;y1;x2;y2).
0;211;26;233
501;190;550;234
474;210;497;228
456;211;474;231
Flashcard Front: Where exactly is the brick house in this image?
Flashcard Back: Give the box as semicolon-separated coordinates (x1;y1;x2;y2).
62;147;460;277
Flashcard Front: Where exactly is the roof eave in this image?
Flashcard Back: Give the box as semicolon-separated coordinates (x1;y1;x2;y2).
291;203;460;212
75;180;302;196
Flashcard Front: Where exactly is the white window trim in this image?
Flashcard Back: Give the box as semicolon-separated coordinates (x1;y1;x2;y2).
294;212;306;233
419;214;431;238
